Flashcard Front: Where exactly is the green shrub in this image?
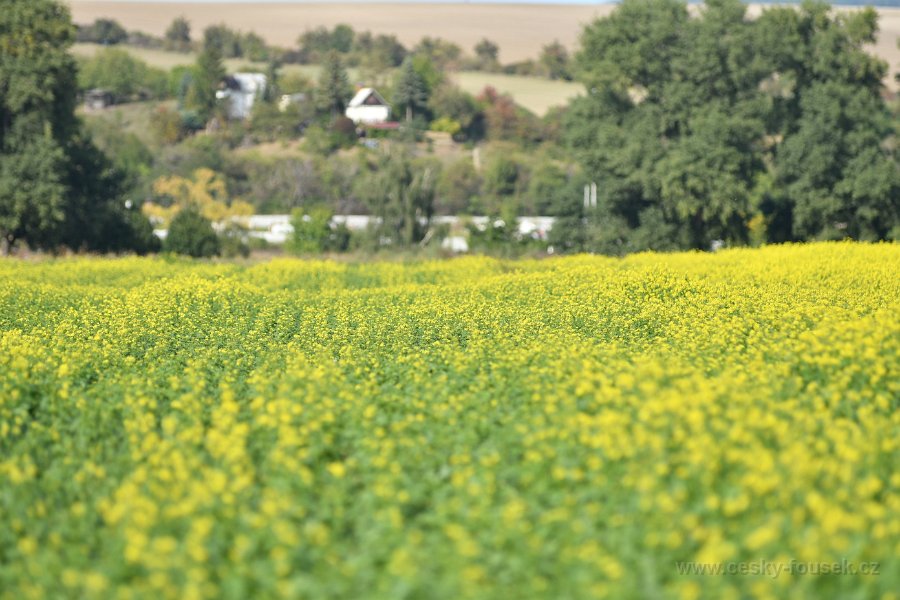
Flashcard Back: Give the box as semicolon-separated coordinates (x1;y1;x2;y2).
287;205;349;254
164;208;220;257
218;223;250;258
126;210;162;255
78;48;169;102
288;205;332;254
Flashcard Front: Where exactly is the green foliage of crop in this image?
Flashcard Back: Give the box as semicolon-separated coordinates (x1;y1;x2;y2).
0;242;898;599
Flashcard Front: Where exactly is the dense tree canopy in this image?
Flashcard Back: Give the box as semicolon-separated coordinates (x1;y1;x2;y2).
564;0;899;253
357;148;437;246
315;51;352;119
0;0;152;254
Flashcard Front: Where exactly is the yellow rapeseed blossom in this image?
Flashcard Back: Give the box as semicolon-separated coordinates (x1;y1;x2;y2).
0;242;897;599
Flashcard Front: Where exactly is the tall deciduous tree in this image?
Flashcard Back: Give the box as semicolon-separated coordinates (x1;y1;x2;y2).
757;3;899;241
164;16;191;52
565;0;899;253
0;0;152;254
538;41;571;81
358;148;437;246
474;38;500;71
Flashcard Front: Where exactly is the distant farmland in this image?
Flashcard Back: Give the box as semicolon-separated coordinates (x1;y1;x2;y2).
66;2;900;93
66;2;607;63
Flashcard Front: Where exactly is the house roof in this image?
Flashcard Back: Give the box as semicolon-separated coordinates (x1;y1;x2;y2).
348;87;389;108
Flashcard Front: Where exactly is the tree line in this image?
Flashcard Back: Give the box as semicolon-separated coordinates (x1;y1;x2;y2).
76;16;575;82
2;0;898;256
558;0;898;252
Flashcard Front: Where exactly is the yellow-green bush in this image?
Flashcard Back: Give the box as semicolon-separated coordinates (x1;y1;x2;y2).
0;243;898;599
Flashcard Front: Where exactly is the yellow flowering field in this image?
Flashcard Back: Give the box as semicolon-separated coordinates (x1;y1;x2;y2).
1;242;898;600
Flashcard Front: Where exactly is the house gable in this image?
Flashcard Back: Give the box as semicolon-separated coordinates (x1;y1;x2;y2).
346;87;392;124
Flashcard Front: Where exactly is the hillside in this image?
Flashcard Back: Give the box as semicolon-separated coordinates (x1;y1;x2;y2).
70;43;583;115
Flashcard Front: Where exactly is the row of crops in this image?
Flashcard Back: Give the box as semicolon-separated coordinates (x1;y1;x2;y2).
1;242;898;599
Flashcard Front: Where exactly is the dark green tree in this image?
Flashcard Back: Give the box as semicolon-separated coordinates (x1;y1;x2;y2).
164;207;220;257
354;32;406;86
203;24;242;58
358;149;437;246
546;175;593;254
436;158;481;214
526;162;569;215
242;32;269;62
77;18;127;44
413;37;462;71
474;38;501;71
429;84;484;141
288;205;332;254
757;4;899;241
297;24;355;63
1;0;150;254
287;204;348;254
565;0;898;252
394;57;428;122
164;16;191;52
331;24;355;54
371;34;407;67
315;51;352;120
186;40;225;123
84;118;153;197
263;59;280;103
483;155;520;198
538;41;571;81
57;134;158;253
297;26;331;63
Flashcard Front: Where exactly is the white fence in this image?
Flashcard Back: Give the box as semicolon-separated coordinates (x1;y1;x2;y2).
240;215;557;245
155;215;557;248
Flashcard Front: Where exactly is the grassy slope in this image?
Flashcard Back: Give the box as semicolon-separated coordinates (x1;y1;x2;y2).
79;99;175;147
452;72;582;116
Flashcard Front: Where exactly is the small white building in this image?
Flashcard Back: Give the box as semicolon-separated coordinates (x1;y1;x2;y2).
216;73;267;120
345;88;391;125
